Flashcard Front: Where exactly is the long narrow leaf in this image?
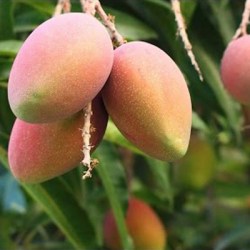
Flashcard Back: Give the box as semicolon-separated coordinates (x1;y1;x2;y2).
94;141;133;250
0;146;96;249
0;40;23;56
192;41;242;142
0;0;14;40
104;120;144;155
214;225;250;250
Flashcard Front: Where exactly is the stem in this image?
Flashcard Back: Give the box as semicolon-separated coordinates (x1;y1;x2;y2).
80;0;96;15
80;0;126;47
79;0;126;179
233;0;250;39
171;0;203;81
53;0;71;16
81;103;98;179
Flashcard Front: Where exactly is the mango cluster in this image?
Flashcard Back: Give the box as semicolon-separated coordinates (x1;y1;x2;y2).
8;12;192;183
103;198;166;250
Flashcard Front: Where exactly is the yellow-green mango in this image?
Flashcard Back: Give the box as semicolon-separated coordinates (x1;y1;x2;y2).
175;135;217;190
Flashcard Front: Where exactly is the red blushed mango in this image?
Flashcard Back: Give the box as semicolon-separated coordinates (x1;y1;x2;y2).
102;41;192;161
8;96;108;183
103;198;166;250
221;35;250;105
8;13;113;123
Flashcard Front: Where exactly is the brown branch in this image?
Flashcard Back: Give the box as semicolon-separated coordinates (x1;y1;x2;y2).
81;102;98;179
80;0;126;47
233;0;250;39
79;0;126;179
171;0;203;81
53;0;71;16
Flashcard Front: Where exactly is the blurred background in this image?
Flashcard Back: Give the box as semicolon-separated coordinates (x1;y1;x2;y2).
0;0;250;249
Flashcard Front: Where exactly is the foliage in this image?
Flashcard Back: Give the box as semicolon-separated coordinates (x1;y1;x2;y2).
0;0;250;249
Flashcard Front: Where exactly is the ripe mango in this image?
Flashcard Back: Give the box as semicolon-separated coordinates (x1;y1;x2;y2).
102;41;192;161
221;35;250;105
8;96;108;183
175;135;217;190
103;198;166;250
8;13;113;123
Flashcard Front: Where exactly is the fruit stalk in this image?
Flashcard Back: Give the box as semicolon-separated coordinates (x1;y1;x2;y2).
80;0;125;179
81;102;98;179
171;0;203;81
80;0;126;47
54;0;71;16
233;0;250;39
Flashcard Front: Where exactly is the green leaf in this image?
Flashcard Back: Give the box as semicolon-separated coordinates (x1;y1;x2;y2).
93;141;133;250
145;157;174;209
0;145;9;169
0;82;7;88
0;0;14;40
0;146;96;249
215;182;250;199
180;0;198;26
126;0;180;54
14;0;55;15
0;216;15;249
105;7;157;41
0;87;15;134
14;8;50;33
192;41;242;142
0;172;27;213
205;0;236;45
192;111;210;134
104;120;144;155
214;225;250;250
23;180;96;249
0;40;23;57
0;58;13;81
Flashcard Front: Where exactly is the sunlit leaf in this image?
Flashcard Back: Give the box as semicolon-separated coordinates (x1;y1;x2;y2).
14;0;55;15
0;40;23;56
104;120;144;155
192;111;210;134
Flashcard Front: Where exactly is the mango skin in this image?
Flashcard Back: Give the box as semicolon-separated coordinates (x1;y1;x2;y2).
8;13;113;123
8;96;108;183
175;135;217;190
103;198;166;250
221;35;250;105
102;41;192;161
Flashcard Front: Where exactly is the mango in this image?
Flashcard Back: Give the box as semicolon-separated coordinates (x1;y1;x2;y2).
221;35;250;105
103;198;166;250
175;135;217;190
8;95;108;183
8;13;113;123
102;41;192;161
